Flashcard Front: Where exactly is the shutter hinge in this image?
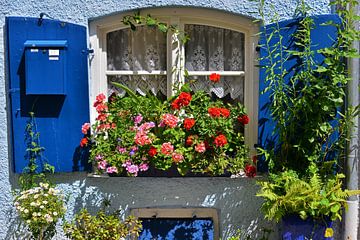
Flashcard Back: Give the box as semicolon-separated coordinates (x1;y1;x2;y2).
83;48;94;55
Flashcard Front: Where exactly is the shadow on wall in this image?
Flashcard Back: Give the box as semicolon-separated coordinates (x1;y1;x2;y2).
9;173;280;240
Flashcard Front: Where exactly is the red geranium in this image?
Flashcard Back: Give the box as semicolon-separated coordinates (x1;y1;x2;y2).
208;107;221;117
220;108;230;118
171;98;181;110
238;114;250;125
148;146;157;157
213;134;227;147
209;73;221;83
183;118;196;130
186;135;195;146
80;137;88;147
245;165;256;178
178;92;192;106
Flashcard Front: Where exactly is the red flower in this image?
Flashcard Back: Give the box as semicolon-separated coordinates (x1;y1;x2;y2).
148;146;158;157
208;108;221;118
220;108;230;118
245;165;256;178
171;99;181;110
96;93;106;102
213;134;227;147
209;73;220;83
186;135;195;146
238;114;250;125
96;113;108;122
80;137;88;147
183;118;196;130
178;92;192;106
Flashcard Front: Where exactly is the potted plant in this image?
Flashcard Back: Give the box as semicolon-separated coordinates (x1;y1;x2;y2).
256;0;360;238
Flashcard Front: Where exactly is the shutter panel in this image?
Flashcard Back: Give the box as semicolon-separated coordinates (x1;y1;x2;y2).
6;17;90;173
257;14;341;171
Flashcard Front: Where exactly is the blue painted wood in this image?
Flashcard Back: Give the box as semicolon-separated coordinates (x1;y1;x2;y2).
257;14;341;172
282;215;333;240
138;218;214;240
6;17;90;172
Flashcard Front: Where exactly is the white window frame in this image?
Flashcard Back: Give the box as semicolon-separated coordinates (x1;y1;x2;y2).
89;8;259;155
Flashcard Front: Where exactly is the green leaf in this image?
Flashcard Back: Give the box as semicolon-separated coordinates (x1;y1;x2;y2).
330;204;340;213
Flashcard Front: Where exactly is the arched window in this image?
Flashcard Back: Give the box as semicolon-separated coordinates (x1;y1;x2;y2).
89;8;259;155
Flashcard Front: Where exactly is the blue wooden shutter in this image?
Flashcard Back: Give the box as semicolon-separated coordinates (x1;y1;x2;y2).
6;17;90;173
257;15;340;171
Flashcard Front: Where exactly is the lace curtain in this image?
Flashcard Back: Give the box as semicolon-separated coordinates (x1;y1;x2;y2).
106;24;245;101
185;24;245;101
107;26;167;96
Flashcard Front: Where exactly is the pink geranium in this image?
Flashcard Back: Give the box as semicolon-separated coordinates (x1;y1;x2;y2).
161;142;174;155
134;114;143;125
126;164;139;176
106;166;118;174
172;152;184;163
195;142;206;153
139;163;149;171
134;132;152;146
98;160;107;170
161;114;179;128
81;123;91;134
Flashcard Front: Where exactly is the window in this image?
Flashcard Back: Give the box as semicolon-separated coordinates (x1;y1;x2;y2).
89;8;259;156
131;207;219;240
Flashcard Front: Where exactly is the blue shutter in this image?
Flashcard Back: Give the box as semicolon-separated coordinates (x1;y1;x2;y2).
6;17;90;173
257;14;340;172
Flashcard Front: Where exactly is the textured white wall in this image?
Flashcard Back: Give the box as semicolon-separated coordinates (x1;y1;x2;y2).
0;0;331;239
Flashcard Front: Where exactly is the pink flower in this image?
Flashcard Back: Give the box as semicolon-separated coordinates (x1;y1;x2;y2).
81;123;91;134
134;132;152;146
95;154;103;161
126;164;139;176
106;166;118;174
172;152;184;163
161;114;179;128
98;160;107;170
96;93;106;103
195;142;206;153
122;160;132;167
138;122;155;132
139;163;149;172
161;142;174;155
117;146;127;154
134;114;143;125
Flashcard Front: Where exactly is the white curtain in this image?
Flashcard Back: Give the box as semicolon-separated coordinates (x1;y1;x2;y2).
106;24;245;101
185;24;245;101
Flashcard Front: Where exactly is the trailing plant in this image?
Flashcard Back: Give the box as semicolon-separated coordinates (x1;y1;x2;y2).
19;112;54;191
63;201;142;240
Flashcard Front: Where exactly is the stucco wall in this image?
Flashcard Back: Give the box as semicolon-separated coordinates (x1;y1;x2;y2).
0;0;331;239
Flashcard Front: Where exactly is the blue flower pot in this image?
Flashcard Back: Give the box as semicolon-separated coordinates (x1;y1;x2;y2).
281;215;333;240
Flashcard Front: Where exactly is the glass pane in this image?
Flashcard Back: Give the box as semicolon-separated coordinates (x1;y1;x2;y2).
185;24;245;71
139;218;214;240
107;26;167;71
108;75;167;98
187;76;244;103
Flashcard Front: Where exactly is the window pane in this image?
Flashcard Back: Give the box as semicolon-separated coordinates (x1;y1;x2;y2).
187;76;244;103
107;26;167;71
184;25;245;71
108;75;167;98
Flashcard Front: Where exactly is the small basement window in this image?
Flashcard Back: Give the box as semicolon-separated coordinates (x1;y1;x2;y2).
131;207;219;240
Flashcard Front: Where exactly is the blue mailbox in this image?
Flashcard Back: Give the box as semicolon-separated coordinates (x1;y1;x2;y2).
24;40;67;95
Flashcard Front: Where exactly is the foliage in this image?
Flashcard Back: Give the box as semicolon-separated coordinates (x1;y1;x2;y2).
257;163;360;222
14;113;64;240
19;112;55;191
63;208;142;240
83;82;251;176
14;182;66;240
256;0;360;223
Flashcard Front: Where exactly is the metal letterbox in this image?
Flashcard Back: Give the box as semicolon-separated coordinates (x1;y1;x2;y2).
24;40;67;95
